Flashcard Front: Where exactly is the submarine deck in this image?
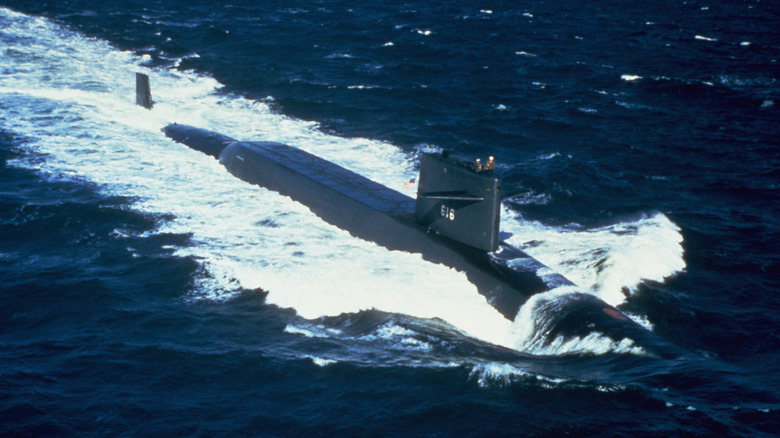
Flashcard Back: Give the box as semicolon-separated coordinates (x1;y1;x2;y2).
239;140;418;220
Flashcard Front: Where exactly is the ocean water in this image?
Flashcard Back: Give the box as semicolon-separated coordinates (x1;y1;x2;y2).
1;1;778;436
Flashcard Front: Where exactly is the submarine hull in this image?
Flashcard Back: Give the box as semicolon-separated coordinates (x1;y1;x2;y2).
162;124;561;319
160;124;686;359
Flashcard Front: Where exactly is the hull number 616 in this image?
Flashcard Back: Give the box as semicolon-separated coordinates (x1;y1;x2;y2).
440;205;455;221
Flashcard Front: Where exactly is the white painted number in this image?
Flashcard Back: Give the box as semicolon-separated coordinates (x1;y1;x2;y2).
440;205;455;221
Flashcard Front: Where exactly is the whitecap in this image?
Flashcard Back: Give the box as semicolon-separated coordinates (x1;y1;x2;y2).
358;322;434;352
304;355;338;367
469;362;539;387
284;324;330;338
325;52;353;59
538;152;561;160
347;84;379;89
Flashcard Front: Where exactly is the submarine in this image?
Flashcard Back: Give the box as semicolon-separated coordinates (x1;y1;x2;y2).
137;74;681;356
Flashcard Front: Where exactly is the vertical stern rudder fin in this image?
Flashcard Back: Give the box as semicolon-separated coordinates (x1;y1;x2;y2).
135;72;153;109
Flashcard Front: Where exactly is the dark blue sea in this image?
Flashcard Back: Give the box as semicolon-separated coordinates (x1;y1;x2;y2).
1;1;778;436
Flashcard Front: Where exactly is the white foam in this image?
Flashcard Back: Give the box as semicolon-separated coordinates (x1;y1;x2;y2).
500;209;685;307
304;355;338;367
284;324;332;338
509;190;552;206
359;322;433;351
469;362;566;388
